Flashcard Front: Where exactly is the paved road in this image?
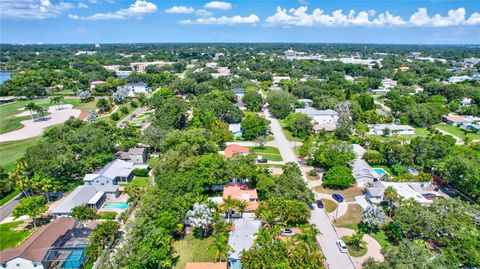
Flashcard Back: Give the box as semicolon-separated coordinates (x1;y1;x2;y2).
0;192;23;222
264;110;355;269
116;106;148;128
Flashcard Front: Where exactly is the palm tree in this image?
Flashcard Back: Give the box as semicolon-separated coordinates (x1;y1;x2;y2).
347;231;364;250
32;176;58;202
50;96;64;110
125;185;141;203
10;161;32;197
294;224;319;254
24;102;39;122
35;106;46;121
383;186;398;217
222;196;236;221
207;233;233;262
235;200;249;218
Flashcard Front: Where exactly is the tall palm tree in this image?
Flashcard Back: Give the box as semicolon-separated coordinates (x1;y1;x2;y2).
222;196;236;221
10;161;32;197
35;106;46;121
383;186;398;217
235;200;249;218
207;233;233;262
294;224;319;254
24;102;38;122
50;96;64;110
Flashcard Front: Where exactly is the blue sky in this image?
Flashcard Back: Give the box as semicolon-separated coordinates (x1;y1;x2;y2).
1;0;480;44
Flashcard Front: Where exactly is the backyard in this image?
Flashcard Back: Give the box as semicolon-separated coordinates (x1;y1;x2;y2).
248;146;283;162
0;221;32;251
172;234;216;269
435;124;480;140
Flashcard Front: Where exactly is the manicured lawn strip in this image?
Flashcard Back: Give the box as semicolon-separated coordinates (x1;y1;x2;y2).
126;176;150;188
321;199;337;213
0;221;32;251
334;204;363;227
278;120;303;142
257;163;285;169
434;124;480;140
172;234;216;269
341;236;367;257
0;136;42;172
414;127;429;137
315;186;364;202
0;188;21;206
248;146;283;162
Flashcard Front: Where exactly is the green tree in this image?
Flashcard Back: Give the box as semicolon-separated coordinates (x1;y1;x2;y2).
241;113;269;140
266;91;296;119
86;221;119;260
12;196;47;228
235;200;249;218
312;140;355;169
24;101;39;121
96;98;111;113
70;205;97;227
243;91;264;112
322;166;355;189
207;233;233;262
284;113;313;139
50;96;64;110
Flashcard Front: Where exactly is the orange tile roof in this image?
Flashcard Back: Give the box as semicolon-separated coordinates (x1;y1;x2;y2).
185;262;227;269
223;183;258;200
224;144;250;158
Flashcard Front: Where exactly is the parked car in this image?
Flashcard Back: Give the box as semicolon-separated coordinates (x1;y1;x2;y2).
257;158;268;163
336;240;348;253
316;199;324;208
332;193;344;203
281;228;295;236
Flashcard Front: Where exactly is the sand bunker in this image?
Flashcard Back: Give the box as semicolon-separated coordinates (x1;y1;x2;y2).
0;104;81;142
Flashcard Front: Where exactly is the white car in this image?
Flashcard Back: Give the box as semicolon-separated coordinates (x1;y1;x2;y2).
336;240;348;253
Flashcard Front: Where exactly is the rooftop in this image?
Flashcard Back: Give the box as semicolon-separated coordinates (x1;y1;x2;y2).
185;262;227;269
224;144;250;158
223;183;258;201
295;107;338;117
53;185;118;215
228;218;261;260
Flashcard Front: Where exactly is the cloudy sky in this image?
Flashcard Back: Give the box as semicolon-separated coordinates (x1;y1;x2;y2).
1;0;480;44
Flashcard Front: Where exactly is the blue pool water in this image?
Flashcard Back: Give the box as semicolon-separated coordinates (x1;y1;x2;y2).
103;202;129;209
62;250;84;268
373;168;387;176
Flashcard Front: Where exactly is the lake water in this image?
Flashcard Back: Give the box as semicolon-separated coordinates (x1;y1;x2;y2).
0;71;12;84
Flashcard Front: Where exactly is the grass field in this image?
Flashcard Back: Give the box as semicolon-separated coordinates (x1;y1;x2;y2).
278;120;303;142
0;98;96;134
315;186;364;202
248;146;283;162
126;176;150;188
172;234;216;269
321;199;337;213
335;204;363;227
0;136;42;171
435;124;480;140
0;221;32;251
366;127;429;142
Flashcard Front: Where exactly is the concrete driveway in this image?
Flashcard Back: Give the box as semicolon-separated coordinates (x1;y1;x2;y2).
264;110;355;269
336;227;384;268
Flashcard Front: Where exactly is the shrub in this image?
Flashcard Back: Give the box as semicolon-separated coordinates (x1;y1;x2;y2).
391;164;407;176
130;100;139;108
363;150;385;165
133;168;149;177
322;166;355;189
110;112;120;121
120;106;129;114
97;212;117;220
307;169;318;177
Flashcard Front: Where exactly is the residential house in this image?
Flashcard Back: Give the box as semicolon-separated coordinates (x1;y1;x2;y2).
118;82;150;97
211;67;231;78
0;218;92;269
448;75;471;84
272;76;290;84
381;78;397;89
298;99;313;108
365;180;386;203
463;58;480;66
472;72;480;81
228;218;261;269
460;122;480;133
186;263;227;269
228;123;242;138
351;159;378;187
116;147;148;163
89;80;105;90
443;115;470;126
232;88;244;100
224;145;250;159
130;61;174;73
84;159;138;185
370;88;391;95
52;185;119;217
295;107;338;131
368;124;415;135
461;98;472;107
223;183;259;212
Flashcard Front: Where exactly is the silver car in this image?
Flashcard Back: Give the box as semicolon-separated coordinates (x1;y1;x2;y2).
336;240;348;253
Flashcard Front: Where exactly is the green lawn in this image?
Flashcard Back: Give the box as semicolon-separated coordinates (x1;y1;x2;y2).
315;186;364;202
341;236;367;257
248;146;283;162
321;199;337;213
0;221;32;251
0;188;21;206
126;176;150;188
435;124;480;140
278;120;303;142
172;234;216;269
0;98;96;134
335;204;364;226
0;136;42;172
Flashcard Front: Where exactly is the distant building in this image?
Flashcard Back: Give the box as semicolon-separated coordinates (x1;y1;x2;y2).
448;75;471;84
297;99;313;108
228;218;261;269
83;159;144;185
381;78;397;89
211;67;231;78
232;88;244;99
228;123;242;138
224;144;250;159
116;147;148;163
295;107;338;131
365;180;385;204
463;58;480;66
368;124;415;135
74;51;96;56
130;61;174;73
118;82;150;97
272;76;290;84
472;72;480;81
350;159;378;187
90;80;105;90
461;98;472;107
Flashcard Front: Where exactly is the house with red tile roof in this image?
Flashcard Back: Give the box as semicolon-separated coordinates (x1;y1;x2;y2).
185;262;227;269
223;183;259;212
223;144;250;159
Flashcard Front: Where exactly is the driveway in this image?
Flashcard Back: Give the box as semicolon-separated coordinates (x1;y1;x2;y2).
0;193;22;223
116;106;148;128
264;110;355;269
336;227;384;269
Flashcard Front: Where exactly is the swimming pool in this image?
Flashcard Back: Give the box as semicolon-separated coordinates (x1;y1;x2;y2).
103;202;129;209
373;168;388;177
62;250;84;268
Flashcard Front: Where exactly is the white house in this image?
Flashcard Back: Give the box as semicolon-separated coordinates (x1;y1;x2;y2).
295;107;338;131
298;99;313;108
83;159;138;185
381;78;397;89
368;124;415;135
365;180;386;204
272;76;290;84
448;75;471;84
118;82;150;97
116;147;148;163
461;98;472;107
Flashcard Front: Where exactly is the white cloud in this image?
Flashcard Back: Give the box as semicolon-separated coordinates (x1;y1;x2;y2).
78;2;89;9
0;0;73;19
196;9;213;17
180;14;259;25
69;0;157;20
165;6;195;14
203;1;232;10
265;6;480;27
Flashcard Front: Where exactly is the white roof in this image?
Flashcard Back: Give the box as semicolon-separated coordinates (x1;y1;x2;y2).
295;107;338;117
98;159;134;179
229;123;241;133
53;185;116;215
228;218;261;260
381;182;432;204
369;124;414;131
87;191;105;205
